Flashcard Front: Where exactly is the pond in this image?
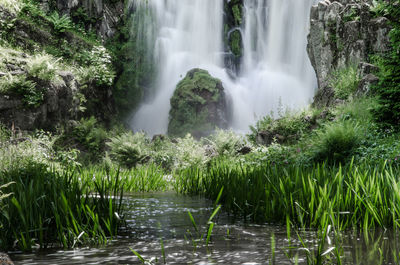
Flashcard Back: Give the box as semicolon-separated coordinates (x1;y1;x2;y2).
9;192;400;264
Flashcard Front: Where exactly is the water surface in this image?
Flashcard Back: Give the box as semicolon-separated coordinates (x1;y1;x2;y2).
10;192;400;264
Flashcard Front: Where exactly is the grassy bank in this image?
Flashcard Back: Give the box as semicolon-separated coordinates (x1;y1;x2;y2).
176;159;400;230
0;130;172;251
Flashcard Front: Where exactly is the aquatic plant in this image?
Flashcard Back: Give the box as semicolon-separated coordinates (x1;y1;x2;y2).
176;159;400;230
0;159;124;251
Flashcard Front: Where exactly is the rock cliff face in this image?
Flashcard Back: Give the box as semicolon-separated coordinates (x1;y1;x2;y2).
0;70;79;131
307;0;391;106
40;0;124;40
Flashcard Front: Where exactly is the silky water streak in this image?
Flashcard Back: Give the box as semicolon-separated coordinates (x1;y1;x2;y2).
130;0;317;134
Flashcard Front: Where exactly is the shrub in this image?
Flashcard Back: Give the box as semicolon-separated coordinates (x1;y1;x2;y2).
372;1;400;129
329;64;361;100
312;120;363;163
334;96;379;124
26;53;62;83
148;137;175;170
107;132;150;168
75;46;115;86
206;129;244;156
174;134;207;170
0;0;22;13
248;111;310;144
72;117;108;159
0;74;44;107
48;12;73;34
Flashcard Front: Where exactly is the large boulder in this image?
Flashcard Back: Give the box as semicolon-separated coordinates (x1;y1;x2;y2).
168;69;228;137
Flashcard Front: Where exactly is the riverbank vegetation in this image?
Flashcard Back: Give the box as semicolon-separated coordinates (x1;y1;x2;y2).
1;2;400;264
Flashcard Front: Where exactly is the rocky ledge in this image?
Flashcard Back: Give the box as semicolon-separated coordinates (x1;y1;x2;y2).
307;0;391;106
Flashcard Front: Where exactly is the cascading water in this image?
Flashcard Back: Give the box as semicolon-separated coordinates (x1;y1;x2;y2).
130;0;317;135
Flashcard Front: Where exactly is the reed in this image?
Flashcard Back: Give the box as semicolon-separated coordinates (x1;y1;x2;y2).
80;164;171;192
0;160;124;251
176;159;400;230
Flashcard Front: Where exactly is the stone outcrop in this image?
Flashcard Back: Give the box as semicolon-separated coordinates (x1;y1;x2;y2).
40;0;124;40
307;0;391;106
224;0;244;75
0;71;79;131
168;69;228;138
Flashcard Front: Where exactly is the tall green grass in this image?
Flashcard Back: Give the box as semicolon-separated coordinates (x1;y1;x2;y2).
0;160;124;251
176;159;400;230
81;164;171;192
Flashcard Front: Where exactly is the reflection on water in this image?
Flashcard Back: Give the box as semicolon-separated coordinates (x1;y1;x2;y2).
9;192;400;264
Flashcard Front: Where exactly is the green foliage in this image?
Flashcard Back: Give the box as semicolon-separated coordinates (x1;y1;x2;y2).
248;110;313;144
107;132;150;168
48;11;73;34
26;53;62;83
329;64;361;100
229;29;242;57
0;0;22;13
312;120;363;163
177;160;400;229
72;117;109;160
342;7;360;23
232;4;242;25
206;129;243;157
373;1;400;129
168;69;224;137
355;129;400;163
0;160;124;250
75;46;115;86
174;134;208;170
334;97;379;123
0;74;44;107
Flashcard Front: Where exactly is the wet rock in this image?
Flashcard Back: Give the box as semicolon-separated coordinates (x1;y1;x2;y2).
237;146;252;155
0;253;13;265
168;69;228;137
357;73;379;94
256;131;286;146
152;134;166;142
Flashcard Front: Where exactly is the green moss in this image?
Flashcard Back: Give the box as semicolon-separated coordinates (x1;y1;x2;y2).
168;69;224;137
229;29;242;57
232;4;242;26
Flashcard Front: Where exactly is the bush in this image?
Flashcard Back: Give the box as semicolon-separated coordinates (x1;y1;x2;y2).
107;132;150;168
312;120;363;163
329;64;361;100
334;96;379;124
0;74;44;107
72;117;108;160
372;1;400;129
174;134;208;170
206;129;244;157
26;53;62;84
48;12;73;34
0;0;21;12
75;46;115;86
248;111;311;144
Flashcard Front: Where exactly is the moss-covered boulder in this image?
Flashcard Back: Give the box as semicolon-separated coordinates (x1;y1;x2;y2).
168;69;228;137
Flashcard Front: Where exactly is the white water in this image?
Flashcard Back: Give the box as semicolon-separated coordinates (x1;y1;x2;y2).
130;0;317;135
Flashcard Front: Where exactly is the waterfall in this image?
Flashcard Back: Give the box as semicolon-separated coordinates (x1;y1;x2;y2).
130;0;317;135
